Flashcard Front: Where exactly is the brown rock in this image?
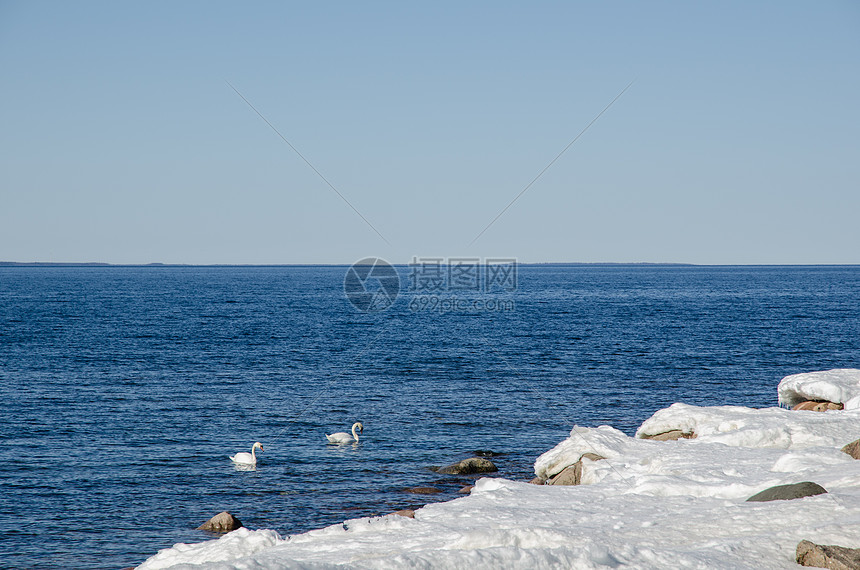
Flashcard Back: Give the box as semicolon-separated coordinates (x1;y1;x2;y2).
796;539;860;569
581;452;605;462
793;400;844;412
458;485;474;494
403;486;442;495
197;511;243;533
842;439;860;460
435;457;498;475
548;463;581;486
640;430;697;441
528;477;546;485
547;454;606;486
392;509;415;518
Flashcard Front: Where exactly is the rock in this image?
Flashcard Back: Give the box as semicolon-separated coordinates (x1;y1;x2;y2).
197;511;243;532
528;477;546;485
547;453;605;486
746;481;828;502
548;463;581;485
793;400;844;412
842;439;860;460
639;430;697;441
435;457;498;475
391;509;415;518
473;450;504;457
796;539;860;569
580;452;605;462
403;486;442;495
458;485;474;494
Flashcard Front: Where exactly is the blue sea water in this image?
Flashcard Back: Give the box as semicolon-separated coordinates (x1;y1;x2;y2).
1;265;859;569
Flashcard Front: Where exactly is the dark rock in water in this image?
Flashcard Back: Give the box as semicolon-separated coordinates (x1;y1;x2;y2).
639;430;697;441
547;453;605;486
746;482;828;502
391;509;416;518
473;450;504;457
528;477;546;485
841;439;860;460
197;511;243;532
403;486;443;495
436;457;498;475
796;539;860;569
793;400;844;412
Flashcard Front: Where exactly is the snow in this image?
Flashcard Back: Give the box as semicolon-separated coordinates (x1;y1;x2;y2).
139;370;860;569
777;368;860;409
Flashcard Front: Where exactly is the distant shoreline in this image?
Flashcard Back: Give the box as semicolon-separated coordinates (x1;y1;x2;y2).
2;262;859;268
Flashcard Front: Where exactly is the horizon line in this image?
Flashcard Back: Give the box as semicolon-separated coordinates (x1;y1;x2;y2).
2;261;860;268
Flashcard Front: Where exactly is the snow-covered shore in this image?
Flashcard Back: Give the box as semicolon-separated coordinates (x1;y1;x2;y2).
139;369;860;569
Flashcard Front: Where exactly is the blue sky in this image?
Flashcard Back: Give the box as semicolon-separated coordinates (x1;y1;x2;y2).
1;1;858;264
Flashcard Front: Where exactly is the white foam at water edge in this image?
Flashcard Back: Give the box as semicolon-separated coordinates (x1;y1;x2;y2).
139;369;860;569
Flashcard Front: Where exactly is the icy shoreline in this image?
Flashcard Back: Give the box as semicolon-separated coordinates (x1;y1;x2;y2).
139;370;860;569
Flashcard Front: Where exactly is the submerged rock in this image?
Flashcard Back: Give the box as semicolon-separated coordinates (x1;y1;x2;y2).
796;539;860;569
842;439;860;460
793;400;844;412
639;429;697;441
746;481;828;502
473;450;504;457
197;511;243;533
435;457;498;475
403;486;442;495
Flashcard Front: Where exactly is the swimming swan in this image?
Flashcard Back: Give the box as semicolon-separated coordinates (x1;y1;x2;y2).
230;442;264;465
326;422;363;444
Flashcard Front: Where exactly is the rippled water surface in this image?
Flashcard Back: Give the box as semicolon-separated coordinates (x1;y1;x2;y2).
1;265;859;568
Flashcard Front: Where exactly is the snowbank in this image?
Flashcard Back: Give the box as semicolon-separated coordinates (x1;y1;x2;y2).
139;370;860;569
635;402;859;448
777;368;860;409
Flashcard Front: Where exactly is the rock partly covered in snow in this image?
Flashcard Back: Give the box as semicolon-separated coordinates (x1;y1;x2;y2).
546;453;604;486
778;369;860;409
639;428;697;440
634;402;860;449
533;425;629;480
796;540;860;569
843;439;860;460
746;481;828;502
793;400;844;412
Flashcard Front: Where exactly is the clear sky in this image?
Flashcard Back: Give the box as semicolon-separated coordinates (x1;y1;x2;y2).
1;1;858;264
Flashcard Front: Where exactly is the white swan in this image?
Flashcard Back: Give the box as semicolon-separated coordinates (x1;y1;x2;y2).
326;422;363;444
230;442;264;465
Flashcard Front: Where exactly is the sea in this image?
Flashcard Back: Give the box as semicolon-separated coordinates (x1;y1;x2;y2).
1;264;859;569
